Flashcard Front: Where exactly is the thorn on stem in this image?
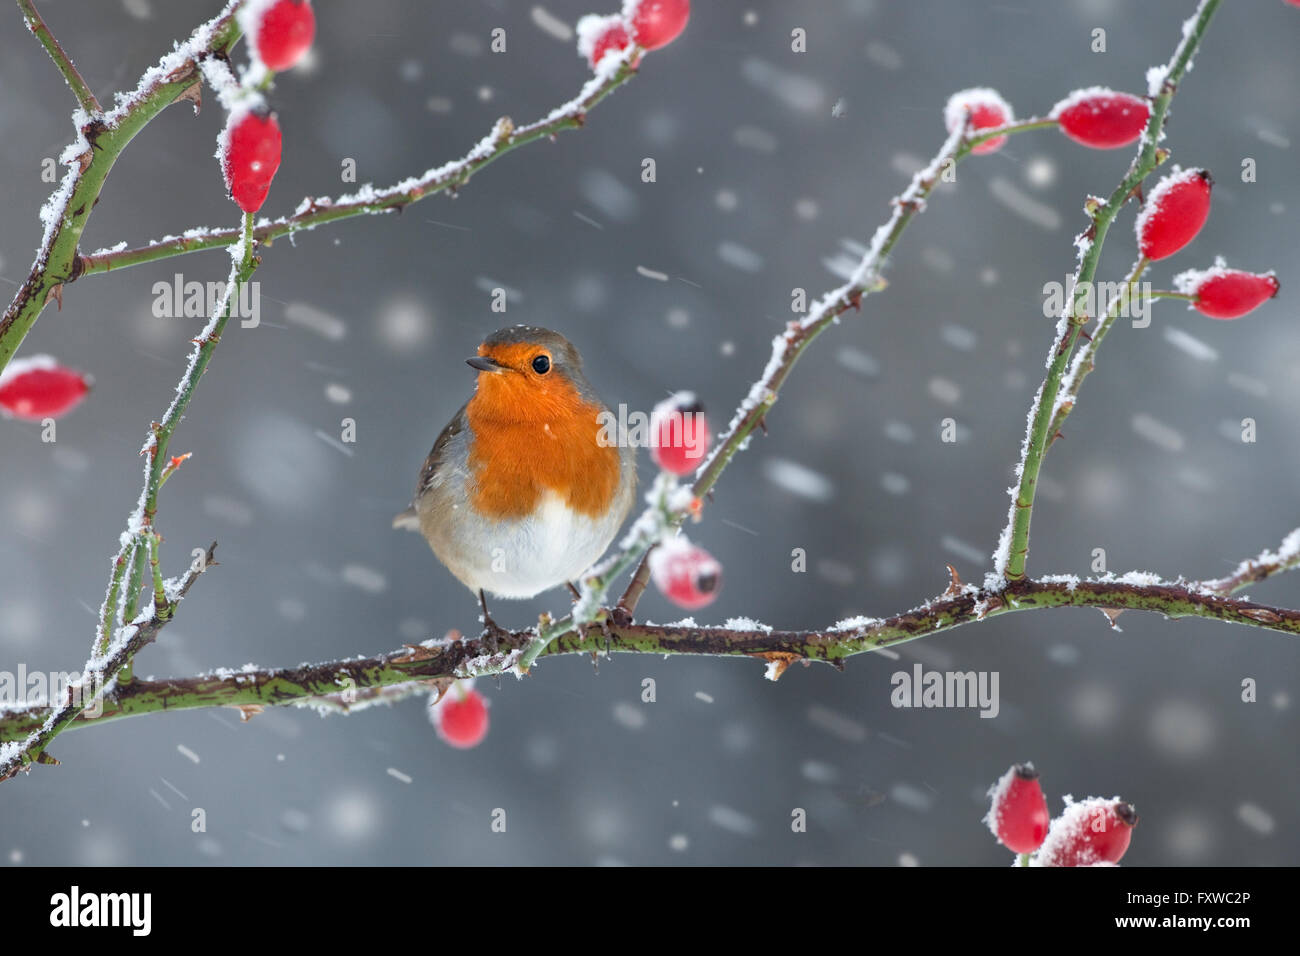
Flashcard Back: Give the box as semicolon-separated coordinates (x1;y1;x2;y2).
943;564;964;597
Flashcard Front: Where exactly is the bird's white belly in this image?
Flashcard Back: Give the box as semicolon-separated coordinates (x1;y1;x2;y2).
458;491;619;599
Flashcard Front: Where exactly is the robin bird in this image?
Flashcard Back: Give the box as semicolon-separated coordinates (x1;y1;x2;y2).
394;326;637;622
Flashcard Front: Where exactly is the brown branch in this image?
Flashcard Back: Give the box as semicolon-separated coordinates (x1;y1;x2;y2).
73;54;643;279
4;572;1298;744
1200;527;1300;596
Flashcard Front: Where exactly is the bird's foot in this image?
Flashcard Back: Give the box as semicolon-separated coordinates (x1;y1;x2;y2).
477;589;512;655
607;603;634;629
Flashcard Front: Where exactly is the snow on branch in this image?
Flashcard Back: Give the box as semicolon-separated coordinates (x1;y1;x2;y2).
74;44;643;279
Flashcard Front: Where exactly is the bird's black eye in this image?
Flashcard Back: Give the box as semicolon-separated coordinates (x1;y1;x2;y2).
532;354;551;374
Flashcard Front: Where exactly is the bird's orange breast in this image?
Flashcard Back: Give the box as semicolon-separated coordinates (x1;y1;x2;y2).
465;374;621;522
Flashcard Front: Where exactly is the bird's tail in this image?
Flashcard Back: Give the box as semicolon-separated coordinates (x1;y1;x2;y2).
392;505;420;531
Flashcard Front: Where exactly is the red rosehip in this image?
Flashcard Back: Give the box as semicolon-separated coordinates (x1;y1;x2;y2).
944;88;1014;154
576;14;637;70
650;537;722;610
985;762;1050;854
1136;167;1212;261
0;355;91;421
1175;265;1280;319
650;393;710;475
1051;87;1150;149
1036;798;1138;867
221;107;282;214
255;0;316;72
626;0;690;50
431;686;490;749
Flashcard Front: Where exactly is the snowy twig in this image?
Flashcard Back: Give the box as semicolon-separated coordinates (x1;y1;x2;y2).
0;542;217;778
1200;527;1300;596
4;566;1299;744
613;119;1057;620
1048;255;1149;437
16;0;101;113
0;210;258;781
72;50;643;279
0;0;244;374
996;0;1222;583
516;112;1053;665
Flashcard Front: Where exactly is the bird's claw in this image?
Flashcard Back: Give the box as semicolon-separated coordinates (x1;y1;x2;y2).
607;604;634;629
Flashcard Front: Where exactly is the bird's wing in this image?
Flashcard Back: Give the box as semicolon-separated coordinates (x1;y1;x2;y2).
392;403;471;532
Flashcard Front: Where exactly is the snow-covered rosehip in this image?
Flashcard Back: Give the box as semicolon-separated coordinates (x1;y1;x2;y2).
576;14;636;70
984;762;1050;854
626;0;690;50
0;355;91;421
1174;264;1280;320
650;537;722;610
253;0;316;72
221;107;282;214
1035;798;1138;867
1136;167;1212;261
431;685;490;749
650;393;710;475
1051;88;1150;149
945;88;1014;154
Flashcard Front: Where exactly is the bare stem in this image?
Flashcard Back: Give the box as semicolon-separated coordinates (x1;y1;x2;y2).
74;55;642;278
0;1;244;374
16;0;101;113
1049;256;1149;437
998;0;1222;583
0;210;257;779
615;118;1057;620
4;568;1299;744
1201;527;1300;596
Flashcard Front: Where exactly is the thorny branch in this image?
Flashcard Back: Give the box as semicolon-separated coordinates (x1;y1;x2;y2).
16;0;100;113
996;0;1222;582
4;0;1295;768
4;554;1300;741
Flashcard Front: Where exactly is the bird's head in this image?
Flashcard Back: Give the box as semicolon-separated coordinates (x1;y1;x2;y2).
466;326;597;423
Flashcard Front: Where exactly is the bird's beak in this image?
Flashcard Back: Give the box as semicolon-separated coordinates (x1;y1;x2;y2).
466;356;504;372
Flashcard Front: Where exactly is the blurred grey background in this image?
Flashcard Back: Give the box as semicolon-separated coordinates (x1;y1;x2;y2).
1;0;1297;866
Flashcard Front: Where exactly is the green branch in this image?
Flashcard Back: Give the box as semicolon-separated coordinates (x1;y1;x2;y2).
0;1;244;376
0;211;257;780
613;118;1059;620
16;0;101;113
998;0;1222;582
73;57;642;279
1048;256;1148;437
4;570;1298;744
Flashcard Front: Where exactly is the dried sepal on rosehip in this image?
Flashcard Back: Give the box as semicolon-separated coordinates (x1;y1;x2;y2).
984;762;1051;854
1135;167;1213;261
649;536;722;610
1051;87;1150;149
624;0;690;51
1174;260;1280;319
944;87;1014;154
576;13;636;70
650;392;711;476
219;106;283;214
0;354;91;421
1034;797;1138;867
